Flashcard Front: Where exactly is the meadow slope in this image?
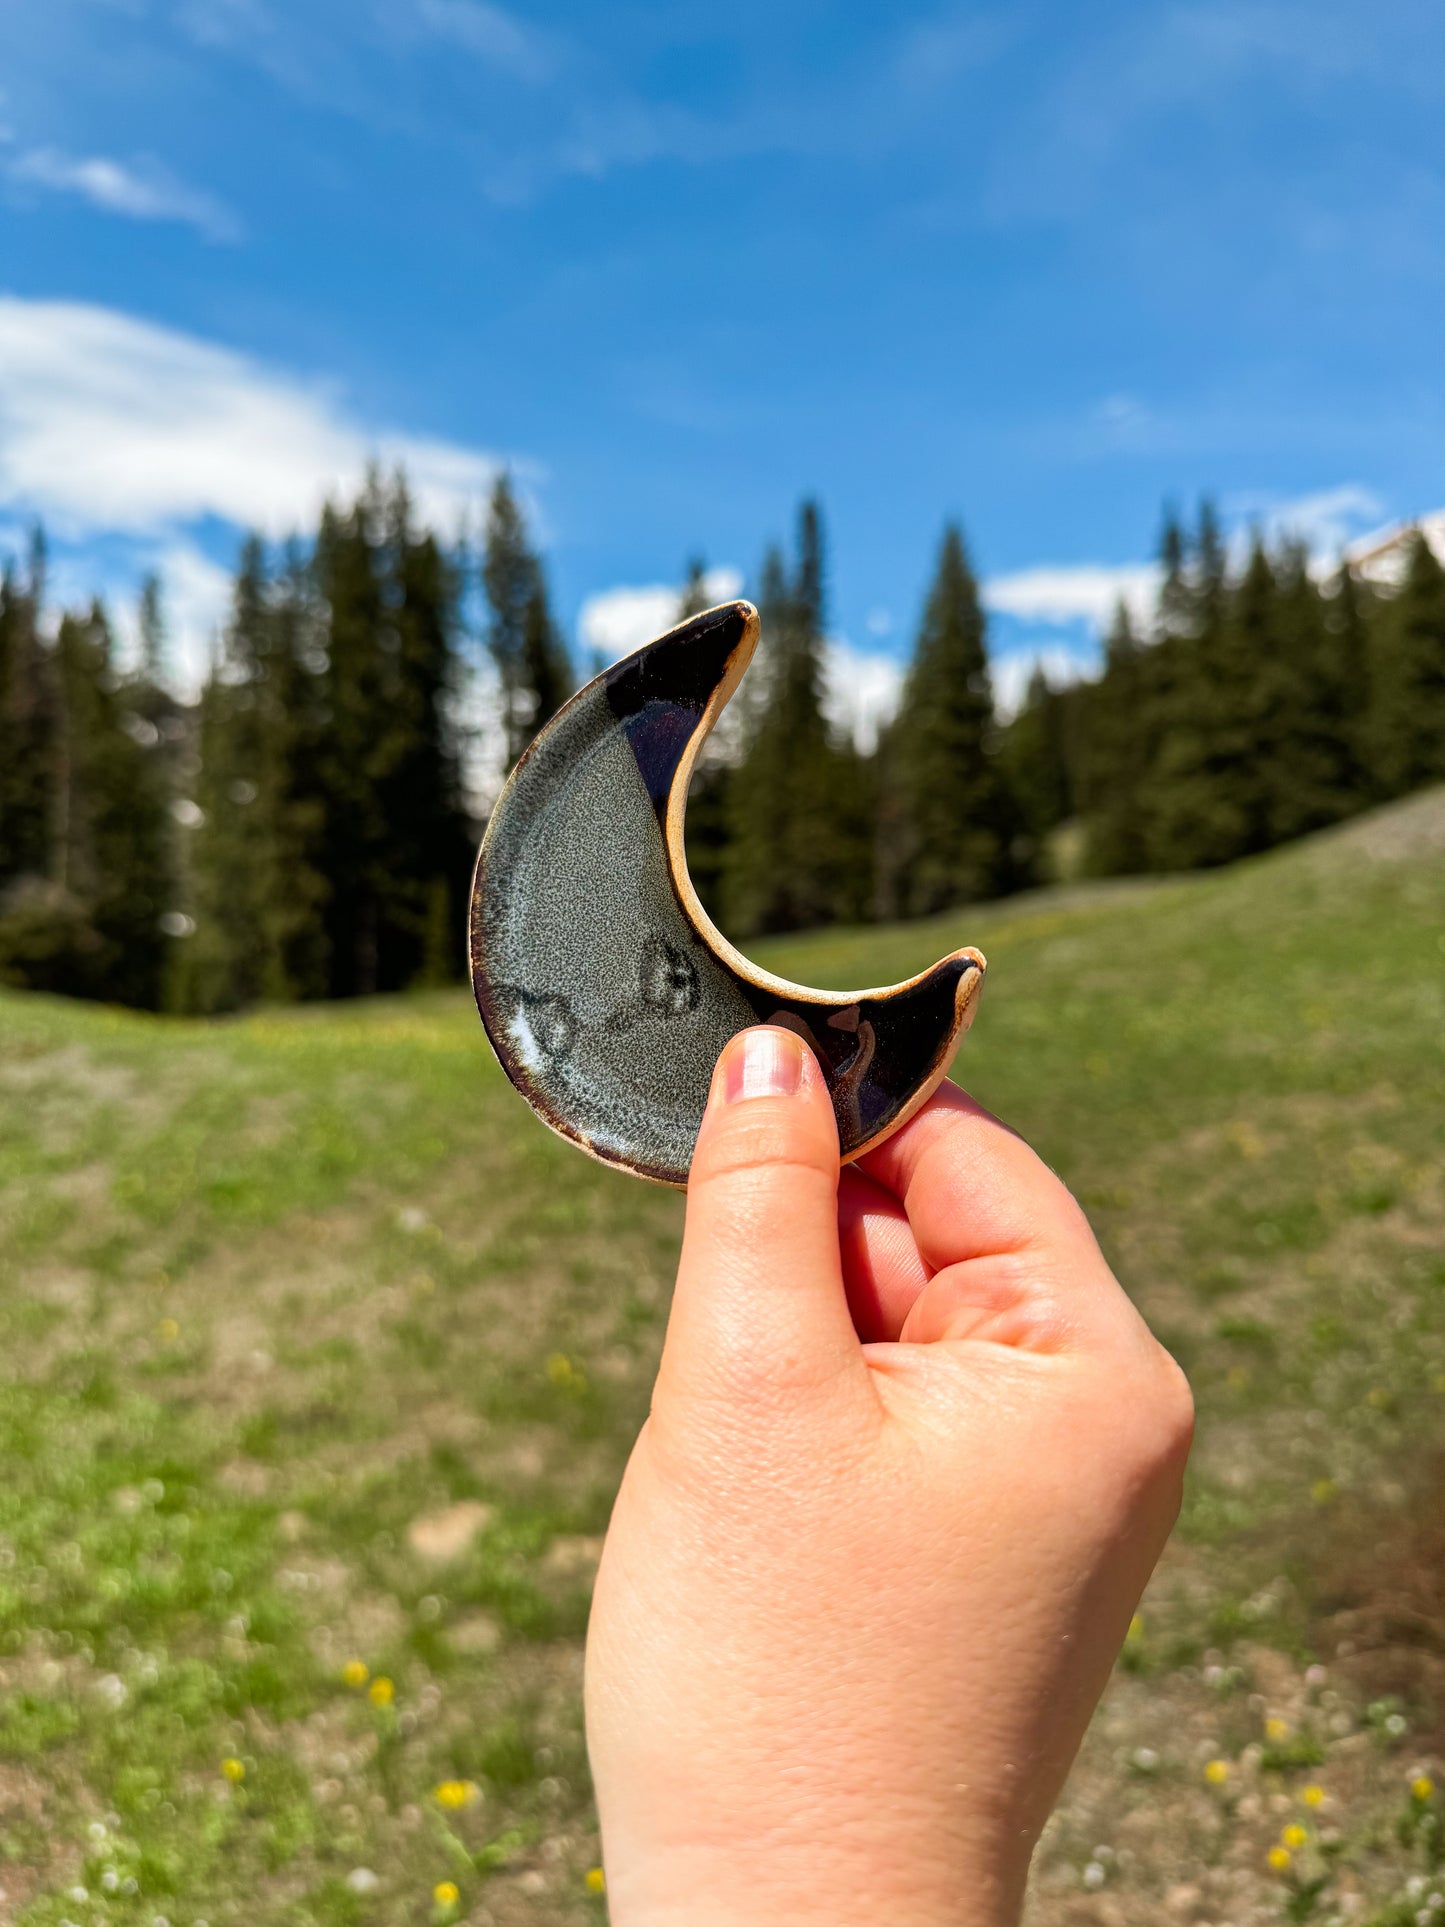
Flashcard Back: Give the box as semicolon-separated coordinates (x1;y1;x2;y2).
0;789;1442;1926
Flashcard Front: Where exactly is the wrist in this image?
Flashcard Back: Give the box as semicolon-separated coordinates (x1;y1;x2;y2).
600;1827;1029;1927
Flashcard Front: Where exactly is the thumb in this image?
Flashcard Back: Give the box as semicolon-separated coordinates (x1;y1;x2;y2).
654;1026;871;1417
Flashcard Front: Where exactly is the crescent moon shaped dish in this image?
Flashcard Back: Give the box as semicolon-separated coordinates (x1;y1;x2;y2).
469;599;986;1187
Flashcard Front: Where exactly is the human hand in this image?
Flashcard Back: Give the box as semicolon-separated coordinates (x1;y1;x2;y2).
585;1026;1193;1925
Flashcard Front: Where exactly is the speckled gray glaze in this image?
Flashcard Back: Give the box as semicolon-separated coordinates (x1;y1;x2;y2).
470;600;985;1186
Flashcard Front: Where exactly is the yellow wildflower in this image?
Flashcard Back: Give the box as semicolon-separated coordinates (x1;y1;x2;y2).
1204;1759;1230;1786
433;1881;460;1906
156;1317;180;1343
341;1659;369;1689
1311;1478;1337;1505
585;1868;606;1894
433;1780;480;1810
1301;1784;1325;1808
1412;1774;1435;1801
1268;1846;1292;1872
1126;1615;1144;1641
368;1676;395;1707
221;1757;246;1782
1265;1716;1290;1743
1281;1823;1307;1849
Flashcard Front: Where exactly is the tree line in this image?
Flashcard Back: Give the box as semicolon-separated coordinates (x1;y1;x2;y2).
1007;503;1445;878
2;482;1442;1011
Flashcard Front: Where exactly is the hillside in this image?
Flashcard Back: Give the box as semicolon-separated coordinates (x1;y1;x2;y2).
1;790;1442;1925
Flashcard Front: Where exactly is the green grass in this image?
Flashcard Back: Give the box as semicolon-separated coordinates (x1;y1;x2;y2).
1;790;1443;1924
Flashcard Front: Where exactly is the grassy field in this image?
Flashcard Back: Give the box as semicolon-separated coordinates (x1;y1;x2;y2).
1;789;1443;1927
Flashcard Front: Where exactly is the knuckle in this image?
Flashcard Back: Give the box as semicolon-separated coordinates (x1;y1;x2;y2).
1131;1347;1196;1475
690;1108;839;1190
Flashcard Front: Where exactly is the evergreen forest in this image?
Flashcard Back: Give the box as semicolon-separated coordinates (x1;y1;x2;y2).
2;481;1442;1012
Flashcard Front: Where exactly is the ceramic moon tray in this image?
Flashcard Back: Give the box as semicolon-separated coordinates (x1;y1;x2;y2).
469;600;986;1187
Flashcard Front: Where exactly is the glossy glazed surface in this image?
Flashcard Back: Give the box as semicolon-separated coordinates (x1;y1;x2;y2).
470;600;985;1185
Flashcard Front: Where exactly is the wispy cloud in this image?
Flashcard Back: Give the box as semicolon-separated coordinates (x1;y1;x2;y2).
0;296;501;539
4;145;241;242
399;0;558;83
1224;482;1385;557
984;562;1160;630
890;11;1018;97
0;295;509;689
985;0;1445;227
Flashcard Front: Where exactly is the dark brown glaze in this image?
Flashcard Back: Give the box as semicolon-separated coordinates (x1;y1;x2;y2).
470;600;985;1186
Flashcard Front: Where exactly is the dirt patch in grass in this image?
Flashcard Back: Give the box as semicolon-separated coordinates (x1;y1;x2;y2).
1316;1458;1445;1747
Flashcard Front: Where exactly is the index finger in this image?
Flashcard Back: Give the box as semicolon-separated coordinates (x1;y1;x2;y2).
856;1080;1096;1277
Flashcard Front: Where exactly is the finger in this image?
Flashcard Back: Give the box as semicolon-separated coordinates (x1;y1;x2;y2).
858;1082;1082;1269
859;1084;1156;1354
656;1027;874;1416
837;1166;930;1343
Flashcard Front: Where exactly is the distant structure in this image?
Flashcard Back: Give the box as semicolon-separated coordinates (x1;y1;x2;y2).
1348;510;1445;587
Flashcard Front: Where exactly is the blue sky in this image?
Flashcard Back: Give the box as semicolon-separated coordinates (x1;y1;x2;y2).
3;0;1444;733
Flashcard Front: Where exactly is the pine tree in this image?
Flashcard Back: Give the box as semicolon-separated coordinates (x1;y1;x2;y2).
886;523;1020;916
1370;532;1445;798
52;603;170;1005
677;556;732;923
1144;511;1268;869
256;545;331;1001
1001;666;1074;858
1156;507;1191;640
482;473;570;768
138;572;166;684
678;557;711;620
0;542;54;890
519;577;571;743
183;540;278;1011
723;504;858;933
314;485;390;997
184;536;333;1011
1260;541;1358;842
372;483;470;989
1323;561;1374;799
1080;602;1152;874
1195;499;1228;648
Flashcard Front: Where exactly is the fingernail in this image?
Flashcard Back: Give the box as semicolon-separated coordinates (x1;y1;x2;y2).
722;1027;805;1104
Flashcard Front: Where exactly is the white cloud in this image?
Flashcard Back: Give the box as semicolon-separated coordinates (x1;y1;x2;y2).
5;148;241;243
821;639;902;753
983;562;1159;630
1226;483;1385;559
402;0;557;82
578;567;743;661
0;295;510;696
989;643;1098;722
0;296;501;540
